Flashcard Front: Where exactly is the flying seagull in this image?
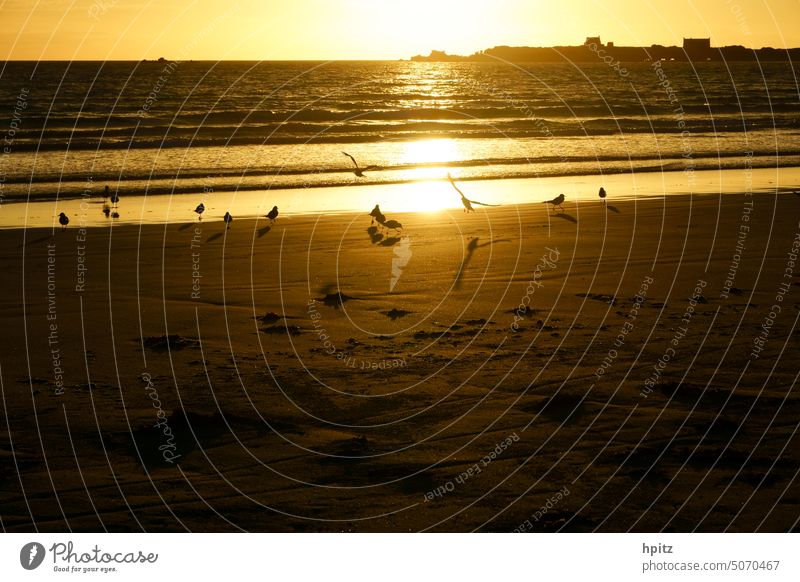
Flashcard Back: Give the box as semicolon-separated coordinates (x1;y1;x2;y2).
343;152;380;177
447;174;500;212
543;193;566;213
266;205;279;223
194;203;205;221
58;212;69;231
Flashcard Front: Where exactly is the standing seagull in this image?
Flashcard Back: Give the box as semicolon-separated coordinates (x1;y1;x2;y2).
599;186;607;201
369;204;385;225
447;174;499;213
194;203;205;221
266;205;279;223
382;219;402;234
342;152;380;178
58;212;69;231
110;190;120;207
224;212;233;229
542;193;566;213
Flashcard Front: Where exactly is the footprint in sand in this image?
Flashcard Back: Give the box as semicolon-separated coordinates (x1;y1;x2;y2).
382;308;412;320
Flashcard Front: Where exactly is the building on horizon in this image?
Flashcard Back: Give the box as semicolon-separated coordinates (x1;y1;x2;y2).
683;37;712;59
411;36;800;63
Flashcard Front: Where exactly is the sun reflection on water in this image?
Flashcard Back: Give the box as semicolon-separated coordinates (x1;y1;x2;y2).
394;139;464;211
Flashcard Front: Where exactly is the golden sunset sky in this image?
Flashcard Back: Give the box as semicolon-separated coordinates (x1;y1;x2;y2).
2;0;799;60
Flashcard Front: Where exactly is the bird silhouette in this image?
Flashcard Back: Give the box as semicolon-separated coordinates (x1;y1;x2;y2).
223;211;233;228
102;204;111;218
103;185;110;201
194;203;205;221
266;205;279;223
599;186;607;200
110;190;120;206
343;152;380;177
382;219;403;233
58;212;69;230
543;193;566;213
447;174;499;212
369;204;386;225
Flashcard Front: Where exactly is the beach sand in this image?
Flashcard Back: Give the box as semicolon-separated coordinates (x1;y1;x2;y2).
1;184;799;532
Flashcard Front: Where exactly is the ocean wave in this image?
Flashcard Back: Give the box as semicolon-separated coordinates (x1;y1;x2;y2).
6;118;799;152
4;149;797;186
3;153;797;202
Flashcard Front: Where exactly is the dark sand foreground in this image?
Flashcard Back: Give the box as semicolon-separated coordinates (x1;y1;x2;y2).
1;190;799;532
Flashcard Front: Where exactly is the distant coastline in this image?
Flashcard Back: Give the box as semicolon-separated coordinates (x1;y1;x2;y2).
410;37;800;62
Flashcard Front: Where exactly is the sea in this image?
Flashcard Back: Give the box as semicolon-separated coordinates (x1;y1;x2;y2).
0;59;798;220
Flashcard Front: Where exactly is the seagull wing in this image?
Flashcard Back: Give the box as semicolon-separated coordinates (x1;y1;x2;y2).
447;175;467;198
342;152;359;168
449;176;498;206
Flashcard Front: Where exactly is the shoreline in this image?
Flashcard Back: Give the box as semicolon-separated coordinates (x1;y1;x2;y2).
2;166;799;230
3;151;799;202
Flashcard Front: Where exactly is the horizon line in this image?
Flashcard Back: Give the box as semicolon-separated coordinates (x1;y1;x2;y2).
6;38;800;64
6;55;800;64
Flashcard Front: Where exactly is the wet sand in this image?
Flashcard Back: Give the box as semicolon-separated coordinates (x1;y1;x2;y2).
1;185;799;532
